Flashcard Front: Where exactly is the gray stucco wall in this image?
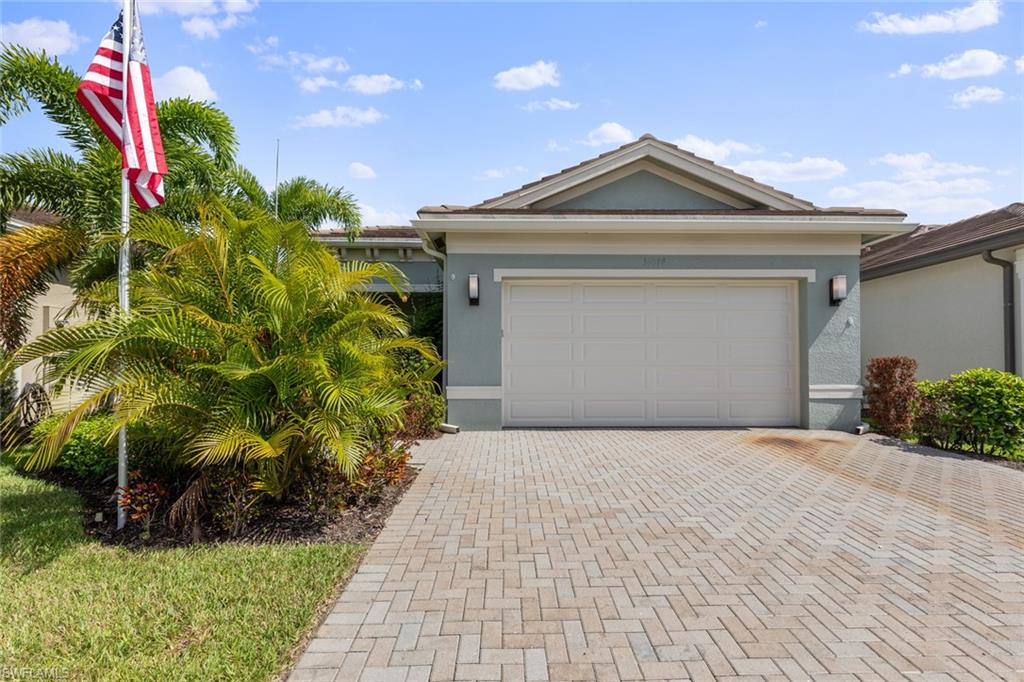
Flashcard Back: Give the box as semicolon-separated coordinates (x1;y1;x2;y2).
551;171;733;210
443;253;862;431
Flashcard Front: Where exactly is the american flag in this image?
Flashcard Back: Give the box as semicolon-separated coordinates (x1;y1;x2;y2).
76;5;167;210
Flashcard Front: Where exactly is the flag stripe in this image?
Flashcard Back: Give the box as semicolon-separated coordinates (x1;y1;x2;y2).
75;6;165;211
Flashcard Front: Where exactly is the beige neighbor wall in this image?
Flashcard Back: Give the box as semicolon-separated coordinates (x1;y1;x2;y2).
861;254;1003;381
15;278;83;412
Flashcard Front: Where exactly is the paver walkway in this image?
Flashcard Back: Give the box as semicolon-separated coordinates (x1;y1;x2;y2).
290;430;1024;681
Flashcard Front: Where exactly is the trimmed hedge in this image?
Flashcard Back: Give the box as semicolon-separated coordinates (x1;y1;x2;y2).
914;368;1024;458
865;356;919;437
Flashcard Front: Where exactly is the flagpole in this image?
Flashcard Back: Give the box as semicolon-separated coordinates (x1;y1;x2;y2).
116;0;133;531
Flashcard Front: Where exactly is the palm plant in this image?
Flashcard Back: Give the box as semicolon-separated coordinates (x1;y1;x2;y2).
226;165;361;232
5;204;440;497
0;46;237;349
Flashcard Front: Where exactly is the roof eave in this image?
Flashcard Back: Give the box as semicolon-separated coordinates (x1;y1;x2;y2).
862;229;1024;281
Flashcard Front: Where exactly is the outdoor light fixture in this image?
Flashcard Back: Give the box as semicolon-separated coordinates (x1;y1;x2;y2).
829;275;848;306
468;274;480;306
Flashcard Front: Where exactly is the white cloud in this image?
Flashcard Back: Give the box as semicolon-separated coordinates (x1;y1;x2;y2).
222;0;259;13
479;165;527;180
890;63;914;78
181;16;219;38
345;74;422;95
294;106;385;128
754;19;768;29
0;18;86;55
297;76;338;93
830;152;997;217
859;0;1000;35
577;122;634;147
951;85;1005;108
493;60;560;91
829;178;995;216
137;0;218;16
1016;55;1024;73
733;157;847;182
248;37;348;74
920;49;1007;79
359;204;409;225
152;65;218;100
261;50;348;72
246;35;278;54
348;162;377;179
673;134;762;162
874;152;987;179
546;139;569;152
521;97;579;112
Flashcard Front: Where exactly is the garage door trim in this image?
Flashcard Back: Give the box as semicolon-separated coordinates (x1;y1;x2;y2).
493;267;817;282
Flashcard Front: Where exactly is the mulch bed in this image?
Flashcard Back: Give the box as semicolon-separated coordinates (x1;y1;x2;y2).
33;467;419;550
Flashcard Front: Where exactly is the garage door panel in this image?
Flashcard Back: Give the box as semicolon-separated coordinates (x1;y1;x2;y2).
728;368;793;391
582;313;645;335
582;400;646;420
581;341;647;363
580;284;646;304
655;399;720;420
720;285;792;308
507;313;573;336
653;368;720;391
506;340;573;364
508;399;573;420
503;279;798;427
650;285;718;304
726;340;791;366
720;310;791;338
507;284;572;304
580;367;646;392
507;366;574;392
653;340;719;364
652;312;718;336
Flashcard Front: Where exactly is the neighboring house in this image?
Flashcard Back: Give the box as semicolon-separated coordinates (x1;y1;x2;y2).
5;209;84;410
314;225;441;294
413;134;912;430
861;203;1024;381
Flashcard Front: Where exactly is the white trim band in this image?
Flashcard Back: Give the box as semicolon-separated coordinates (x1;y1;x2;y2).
809;384;863;400
447;385;502;400
493;268;816;282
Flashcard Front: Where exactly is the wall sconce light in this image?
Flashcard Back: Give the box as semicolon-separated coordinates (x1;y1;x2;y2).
468;274;480;306
829;275;847;306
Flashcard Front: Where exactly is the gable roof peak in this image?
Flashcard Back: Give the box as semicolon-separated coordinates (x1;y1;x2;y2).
472;133;819;211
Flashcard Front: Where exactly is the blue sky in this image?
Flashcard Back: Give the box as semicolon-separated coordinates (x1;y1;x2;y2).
2;0;1022;225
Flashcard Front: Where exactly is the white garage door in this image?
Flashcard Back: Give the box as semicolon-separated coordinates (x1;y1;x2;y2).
502;279;799;427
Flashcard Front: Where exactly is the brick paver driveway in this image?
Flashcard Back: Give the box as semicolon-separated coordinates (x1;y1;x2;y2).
291;430;1024;681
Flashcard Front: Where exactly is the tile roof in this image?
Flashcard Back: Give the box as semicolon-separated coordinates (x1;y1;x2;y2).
861;203;1024;277
469;133;818;210
317;225;419;239
418;207;906;217
8;207;62;226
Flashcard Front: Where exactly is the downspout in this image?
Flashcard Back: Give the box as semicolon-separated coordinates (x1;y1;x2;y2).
982;250;1015;374
416;230;455;427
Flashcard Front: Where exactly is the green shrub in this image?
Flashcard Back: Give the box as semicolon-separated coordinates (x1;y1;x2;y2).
914;369;1024;458
865;356;919;437
401;391;446;439
32;414;118;479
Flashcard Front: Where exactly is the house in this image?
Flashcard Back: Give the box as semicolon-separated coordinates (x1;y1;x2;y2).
861;203;1024;380
4;209;85;410
412;134;912;430
314;225;441;294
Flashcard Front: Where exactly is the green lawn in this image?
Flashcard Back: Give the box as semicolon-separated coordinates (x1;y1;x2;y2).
0;464;362;681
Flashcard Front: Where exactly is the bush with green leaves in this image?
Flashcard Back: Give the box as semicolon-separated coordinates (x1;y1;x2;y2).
31;413;118;479
401;391;446;439
914;368;1024;458
5;204;441;500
